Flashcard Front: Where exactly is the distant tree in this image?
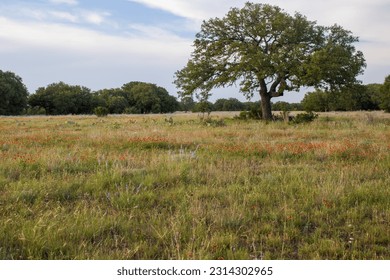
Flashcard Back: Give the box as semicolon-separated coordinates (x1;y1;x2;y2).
214;98;245;111
366;83;382;109
193;100;214;114
0;70;29;115
174;3;366;120
94;106;109;117
126;82;161;114
288;103;304;111
379;75;390;112
272;101;291;112
243;101;261;111
95;88;124;104
302;90;331;112
156;86;180;113
179;96;196;112
90;92;108;109
26;106;46;115
332;84;377;111
302;85;378;112
29;82;93;115
213;99;229;111
94;82;179;114
108;96;128;114
271;101;303;112
122;82;179;114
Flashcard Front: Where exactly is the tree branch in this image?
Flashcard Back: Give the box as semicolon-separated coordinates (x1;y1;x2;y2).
269;76;288;97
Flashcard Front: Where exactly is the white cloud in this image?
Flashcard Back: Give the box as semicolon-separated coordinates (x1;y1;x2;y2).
0;4;113;26
81;11;110;25
49;11;78;23
127;0;390;37
0;16;192;92
128;24;183;40
48;0;78;5
0;16;190;55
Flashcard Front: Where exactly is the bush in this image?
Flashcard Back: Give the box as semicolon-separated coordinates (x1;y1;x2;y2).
291;111;318;124
26;106;46;115
235;107;262;120
202;118;226;127
94;106;109;117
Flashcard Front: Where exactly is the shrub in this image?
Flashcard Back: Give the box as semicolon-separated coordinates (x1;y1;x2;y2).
291;111;318;124
235;107;262;120
201;117;226;127
94;106;109;117
234;111;250;120
26;106;46;115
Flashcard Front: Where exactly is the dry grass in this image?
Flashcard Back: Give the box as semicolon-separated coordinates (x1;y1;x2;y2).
0;112;389;259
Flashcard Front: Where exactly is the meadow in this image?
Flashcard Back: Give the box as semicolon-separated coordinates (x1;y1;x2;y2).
0;111;389;260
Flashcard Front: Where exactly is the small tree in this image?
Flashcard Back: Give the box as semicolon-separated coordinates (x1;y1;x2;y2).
174;2;366;120
94;106;109;117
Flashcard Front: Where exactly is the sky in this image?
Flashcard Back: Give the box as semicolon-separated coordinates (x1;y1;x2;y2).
0;0;389;103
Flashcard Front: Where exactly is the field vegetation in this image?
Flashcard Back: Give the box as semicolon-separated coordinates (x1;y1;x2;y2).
0;112;389;259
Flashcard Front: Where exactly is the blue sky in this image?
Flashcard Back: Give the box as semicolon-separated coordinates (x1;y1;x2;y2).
0;0;389;102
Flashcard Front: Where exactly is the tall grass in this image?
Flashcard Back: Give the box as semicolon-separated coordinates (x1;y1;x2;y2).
0;113;389;259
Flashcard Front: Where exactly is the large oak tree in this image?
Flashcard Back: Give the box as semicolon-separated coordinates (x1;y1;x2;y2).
174;2;366;119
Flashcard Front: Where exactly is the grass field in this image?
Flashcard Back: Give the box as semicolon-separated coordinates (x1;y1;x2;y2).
0;112;389;260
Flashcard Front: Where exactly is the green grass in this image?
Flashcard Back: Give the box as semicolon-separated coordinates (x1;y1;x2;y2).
0;112;389;259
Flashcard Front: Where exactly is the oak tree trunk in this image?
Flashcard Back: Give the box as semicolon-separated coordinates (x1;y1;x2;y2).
260;92;273;120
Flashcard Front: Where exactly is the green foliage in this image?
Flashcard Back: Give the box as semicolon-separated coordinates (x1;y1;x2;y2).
192;100;214;113
291;111;318;124
27;81;179;116
366;83;382;109
213;98;246;111
330;85;377;111
179;96;196;112
302;90;331;112
96;82;179;114
302;85;379;112
378;75;390;112
272;101;303;112
201;117;226;127
235;106;263;120
28;82;94;115
174;2;366;119
94;106;109;117
26;106;46;115
0;70;29;115
248;104;263;120
108;96;128;114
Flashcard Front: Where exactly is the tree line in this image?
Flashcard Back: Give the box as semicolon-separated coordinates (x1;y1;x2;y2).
0;69;389;116
301;82;390;112
0;70;180;116
28;81;180;115
181;78;390;114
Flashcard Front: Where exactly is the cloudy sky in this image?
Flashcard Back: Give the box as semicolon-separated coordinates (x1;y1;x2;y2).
0;0;389;102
